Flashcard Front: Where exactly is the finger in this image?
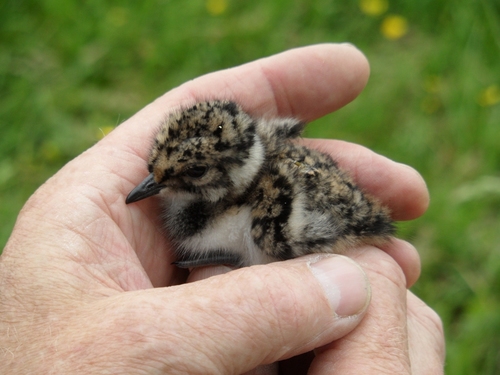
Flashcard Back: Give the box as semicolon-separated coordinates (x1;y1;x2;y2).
189;239;420;290
407;291;445;375
86;255;371;374
381;239;421;287
189;262;281;375
112;42;370;159
170;43;369;121
303;139;429;221
310;246;412;374
187;239;421;374
187;265;232;282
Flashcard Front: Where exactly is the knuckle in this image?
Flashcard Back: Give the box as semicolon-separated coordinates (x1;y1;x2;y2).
366;252;407;291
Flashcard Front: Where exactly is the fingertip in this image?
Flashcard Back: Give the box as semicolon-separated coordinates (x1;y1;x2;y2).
381;239;421;288
309;255;371;317
335;42;371;96
395;163;430;220
303;43;371;118
358;157;429;221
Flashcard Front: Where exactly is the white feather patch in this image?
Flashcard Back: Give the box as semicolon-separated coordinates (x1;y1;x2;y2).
177;205;273;266
228;135;265;194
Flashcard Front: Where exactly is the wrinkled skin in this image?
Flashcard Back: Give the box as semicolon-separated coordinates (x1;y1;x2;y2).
0;44;444;374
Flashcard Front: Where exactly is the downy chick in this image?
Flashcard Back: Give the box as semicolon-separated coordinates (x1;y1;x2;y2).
126;100;395;268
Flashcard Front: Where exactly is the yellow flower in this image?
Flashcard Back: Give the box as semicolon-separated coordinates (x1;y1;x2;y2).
381;15;409;40
97;126;115;140
359;0;388;16
478;85;500;107
206;0;228;16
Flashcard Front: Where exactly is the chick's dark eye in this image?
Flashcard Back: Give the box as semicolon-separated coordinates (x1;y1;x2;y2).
184;165;208;178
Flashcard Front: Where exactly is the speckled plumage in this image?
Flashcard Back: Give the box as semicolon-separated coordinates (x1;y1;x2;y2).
126;100;395;268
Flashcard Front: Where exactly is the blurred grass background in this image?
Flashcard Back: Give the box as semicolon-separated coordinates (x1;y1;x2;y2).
1;0;499;372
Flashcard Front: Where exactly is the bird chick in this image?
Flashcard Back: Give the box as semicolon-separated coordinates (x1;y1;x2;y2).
126;100;395;268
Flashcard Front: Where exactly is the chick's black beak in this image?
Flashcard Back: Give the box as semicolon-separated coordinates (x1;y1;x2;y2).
126;173;166;204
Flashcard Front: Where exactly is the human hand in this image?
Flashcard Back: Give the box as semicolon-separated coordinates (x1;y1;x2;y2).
0;43;442;374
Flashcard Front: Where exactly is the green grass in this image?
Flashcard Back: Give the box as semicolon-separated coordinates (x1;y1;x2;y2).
1;0;499;373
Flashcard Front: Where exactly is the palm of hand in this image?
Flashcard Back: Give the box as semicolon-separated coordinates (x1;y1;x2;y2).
27;145;181;291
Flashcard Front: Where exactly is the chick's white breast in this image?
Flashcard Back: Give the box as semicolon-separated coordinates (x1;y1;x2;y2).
166;201;275;266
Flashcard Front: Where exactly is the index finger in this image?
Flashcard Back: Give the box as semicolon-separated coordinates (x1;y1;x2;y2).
114;42;370;157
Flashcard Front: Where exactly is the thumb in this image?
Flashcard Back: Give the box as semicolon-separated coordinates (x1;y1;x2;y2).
107;254;371;374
